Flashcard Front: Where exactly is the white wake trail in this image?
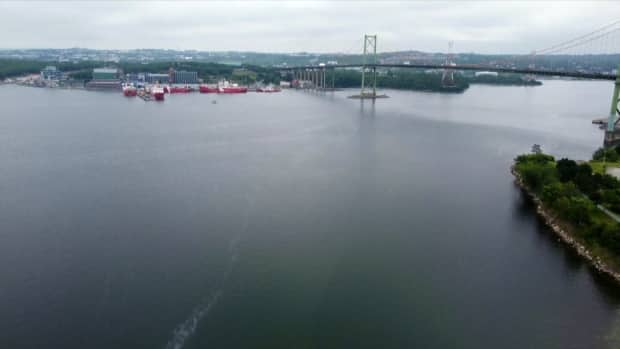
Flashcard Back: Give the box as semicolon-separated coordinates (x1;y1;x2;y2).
164;193;253;349
165;291;222;349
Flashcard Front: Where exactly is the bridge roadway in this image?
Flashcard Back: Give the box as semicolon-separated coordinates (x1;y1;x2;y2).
281;63;617;81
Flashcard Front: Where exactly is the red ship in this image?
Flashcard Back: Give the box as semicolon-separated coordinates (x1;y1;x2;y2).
219;86;248;93
151;86;165;101
199;85;218;93
170;86;193;93
122;84;137;97
217;81;248;94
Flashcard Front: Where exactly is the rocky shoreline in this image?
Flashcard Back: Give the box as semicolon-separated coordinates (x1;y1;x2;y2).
511;166;620;284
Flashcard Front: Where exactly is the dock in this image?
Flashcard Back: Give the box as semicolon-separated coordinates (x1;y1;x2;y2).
348;93;389;99
138;93;152;102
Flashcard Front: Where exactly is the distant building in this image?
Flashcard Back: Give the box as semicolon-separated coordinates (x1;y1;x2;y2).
40;66;63;80
145;73;170;84
86;67;121;90
125;73;143;82
92;67;119;80
171;70;198;84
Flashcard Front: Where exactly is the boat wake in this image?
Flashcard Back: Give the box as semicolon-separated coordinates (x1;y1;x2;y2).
164;194;252;349
164;290;222;349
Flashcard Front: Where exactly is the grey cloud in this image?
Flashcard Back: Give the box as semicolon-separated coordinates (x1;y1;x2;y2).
0;1;619;54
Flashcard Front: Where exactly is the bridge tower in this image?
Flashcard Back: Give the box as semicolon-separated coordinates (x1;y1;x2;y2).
441;41;456;88
360;34;378;98
604;64;620;147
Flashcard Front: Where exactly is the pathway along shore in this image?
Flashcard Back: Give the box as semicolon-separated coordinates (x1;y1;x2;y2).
511;166;620;284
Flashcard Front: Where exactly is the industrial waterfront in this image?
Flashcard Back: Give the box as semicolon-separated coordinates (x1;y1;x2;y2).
1;81;620;349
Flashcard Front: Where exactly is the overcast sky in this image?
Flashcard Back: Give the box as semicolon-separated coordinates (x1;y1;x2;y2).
1;1;619;54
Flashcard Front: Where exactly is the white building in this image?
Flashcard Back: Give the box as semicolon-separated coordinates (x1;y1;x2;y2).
475;71;499;77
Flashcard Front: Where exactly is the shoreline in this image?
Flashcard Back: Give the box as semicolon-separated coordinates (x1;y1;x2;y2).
511;166;620;284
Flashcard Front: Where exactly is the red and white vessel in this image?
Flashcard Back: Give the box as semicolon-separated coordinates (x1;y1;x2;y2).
199;84;218;93
122;84;137;97
170;85;193;93
217;81;248;94
151;86;165;101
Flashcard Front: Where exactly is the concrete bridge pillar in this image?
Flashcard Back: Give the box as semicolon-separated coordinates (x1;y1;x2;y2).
313;69;317;90
314;69;318;90
605;64;620;147
304;70;308;88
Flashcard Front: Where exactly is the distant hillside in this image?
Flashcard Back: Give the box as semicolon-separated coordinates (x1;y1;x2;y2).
1;48;619;74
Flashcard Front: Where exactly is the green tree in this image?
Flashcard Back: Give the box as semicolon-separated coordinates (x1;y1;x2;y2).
518;162;557;192
574;163;594;194
556;158;578;182
593;147;620;162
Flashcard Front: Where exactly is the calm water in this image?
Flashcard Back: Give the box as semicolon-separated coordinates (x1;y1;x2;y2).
1;82;620;349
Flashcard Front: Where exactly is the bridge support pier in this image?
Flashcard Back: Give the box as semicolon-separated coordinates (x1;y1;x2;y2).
361;34;377;98
315;69;319;90
313;69;317;90
349;34;387;99
605;64;620;147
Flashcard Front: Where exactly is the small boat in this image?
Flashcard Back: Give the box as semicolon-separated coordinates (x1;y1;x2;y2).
261;85;281;93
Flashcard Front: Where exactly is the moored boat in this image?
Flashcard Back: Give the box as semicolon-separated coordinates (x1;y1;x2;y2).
151;86;165;101
199;84;218;93
170;86;193;93
122;84;137;97
219;86;248;93
217;81;248;94
258;84;281;93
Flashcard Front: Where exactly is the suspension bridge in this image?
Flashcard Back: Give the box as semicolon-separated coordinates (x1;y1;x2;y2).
280;21;620;147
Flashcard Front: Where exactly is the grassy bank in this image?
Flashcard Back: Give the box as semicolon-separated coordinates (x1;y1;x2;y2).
589;161;620;175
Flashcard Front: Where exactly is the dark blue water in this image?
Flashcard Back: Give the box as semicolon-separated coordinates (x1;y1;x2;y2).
1;82;620;349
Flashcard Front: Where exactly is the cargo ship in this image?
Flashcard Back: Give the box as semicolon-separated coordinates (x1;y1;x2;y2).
151;86;165;101
170;86;193;93
122;84;137;97
217;81;248;94
199;84;218;93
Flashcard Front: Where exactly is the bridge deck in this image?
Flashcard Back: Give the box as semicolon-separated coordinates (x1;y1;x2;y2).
282;63;616;81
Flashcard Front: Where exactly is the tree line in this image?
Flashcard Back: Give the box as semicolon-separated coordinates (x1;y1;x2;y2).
514;149;620;254
0;59;282;84
321;69;541;92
